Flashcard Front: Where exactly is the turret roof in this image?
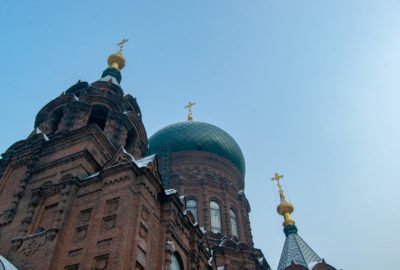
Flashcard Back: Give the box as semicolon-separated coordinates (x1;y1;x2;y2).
277;229;322;270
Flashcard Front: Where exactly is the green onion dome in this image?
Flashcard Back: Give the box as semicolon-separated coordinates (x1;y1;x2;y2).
147;121;245;176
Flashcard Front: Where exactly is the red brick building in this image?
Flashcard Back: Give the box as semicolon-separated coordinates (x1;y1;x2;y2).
0;48;270;269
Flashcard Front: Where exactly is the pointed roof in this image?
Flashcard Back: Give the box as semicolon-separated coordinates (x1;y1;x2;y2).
277;225;322;270
271;174;324;270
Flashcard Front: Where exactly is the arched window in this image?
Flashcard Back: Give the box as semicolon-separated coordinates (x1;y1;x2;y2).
125;129;137;154
88;105;109;131
210;201;221;233
170;253;183;270
186;199;197;222
230;209;239;238
50;107;64;133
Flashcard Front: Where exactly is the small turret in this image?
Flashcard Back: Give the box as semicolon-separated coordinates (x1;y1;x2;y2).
272;173;337;270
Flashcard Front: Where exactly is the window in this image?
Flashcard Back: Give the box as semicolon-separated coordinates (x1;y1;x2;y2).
125;129;137;154
230;209;239;238
186;199;197;222
88;105;109;130
50;107;64;133
64;264;80;270
210;201;221;233
170;253;183;270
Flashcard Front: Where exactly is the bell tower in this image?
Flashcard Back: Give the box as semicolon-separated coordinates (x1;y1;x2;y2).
34;39;147;159
0;43;214;270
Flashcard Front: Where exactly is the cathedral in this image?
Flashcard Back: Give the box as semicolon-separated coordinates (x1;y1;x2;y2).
0;43;337;270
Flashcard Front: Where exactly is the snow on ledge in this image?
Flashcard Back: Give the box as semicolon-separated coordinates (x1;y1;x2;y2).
0;255;18;270
165;189;177;195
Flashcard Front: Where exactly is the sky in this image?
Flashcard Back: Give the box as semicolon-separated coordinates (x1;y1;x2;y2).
1;1;400;269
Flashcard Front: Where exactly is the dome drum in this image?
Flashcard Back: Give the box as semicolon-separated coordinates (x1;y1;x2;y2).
167;151;244;190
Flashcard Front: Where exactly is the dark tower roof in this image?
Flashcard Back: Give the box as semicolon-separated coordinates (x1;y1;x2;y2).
147;121;245;176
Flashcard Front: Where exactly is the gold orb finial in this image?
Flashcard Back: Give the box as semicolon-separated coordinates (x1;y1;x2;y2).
107;39;129;70
271;172;295;226
184;101;196;122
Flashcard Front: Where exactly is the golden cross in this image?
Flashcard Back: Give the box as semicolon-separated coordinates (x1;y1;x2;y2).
117;38;129;54
271;173;284;193
184;101;196;121
184;101;196;113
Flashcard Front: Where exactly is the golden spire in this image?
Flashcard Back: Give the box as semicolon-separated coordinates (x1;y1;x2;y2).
184;101;196;121
271;173;295;226
107;39;129;70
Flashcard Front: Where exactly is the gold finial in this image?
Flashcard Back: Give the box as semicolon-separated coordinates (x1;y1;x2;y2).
184;101;196;122
107;39;129;70
271;172;295;226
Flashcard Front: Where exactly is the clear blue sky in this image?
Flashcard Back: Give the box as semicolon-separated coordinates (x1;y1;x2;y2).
1;1;399;269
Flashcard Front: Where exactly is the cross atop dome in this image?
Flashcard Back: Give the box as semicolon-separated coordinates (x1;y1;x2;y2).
271;172;295;227
184;101;196;121
117;38;129;54
271;173;284;193
107;38;129;70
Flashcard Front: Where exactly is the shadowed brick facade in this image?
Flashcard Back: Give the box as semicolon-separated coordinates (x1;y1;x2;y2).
0;67;212;269
0;58;269;270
